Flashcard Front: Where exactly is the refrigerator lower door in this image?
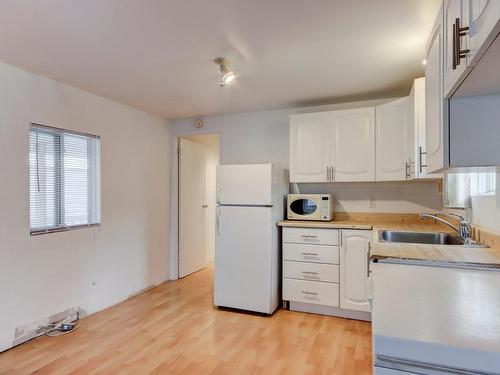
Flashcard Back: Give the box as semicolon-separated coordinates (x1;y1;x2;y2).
217;163;272;205
214;206;277;314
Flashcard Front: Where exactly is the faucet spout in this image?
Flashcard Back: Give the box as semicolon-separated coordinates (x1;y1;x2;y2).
419;213;461;235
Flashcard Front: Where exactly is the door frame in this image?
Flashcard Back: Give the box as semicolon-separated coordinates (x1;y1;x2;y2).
169;133;220;280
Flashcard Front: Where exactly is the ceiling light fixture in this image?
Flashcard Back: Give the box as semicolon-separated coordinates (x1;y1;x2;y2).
214;57;236;87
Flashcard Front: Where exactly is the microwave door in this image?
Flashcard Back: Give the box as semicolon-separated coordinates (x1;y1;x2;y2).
290;198;318;217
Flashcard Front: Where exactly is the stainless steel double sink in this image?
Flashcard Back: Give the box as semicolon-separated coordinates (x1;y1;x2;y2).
378;230;488;247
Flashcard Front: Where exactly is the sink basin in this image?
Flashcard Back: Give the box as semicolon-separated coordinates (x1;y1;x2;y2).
378;231;465;245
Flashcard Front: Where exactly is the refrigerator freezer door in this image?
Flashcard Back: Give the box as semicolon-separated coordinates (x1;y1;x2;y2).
214;206;277;314
217;163;272;206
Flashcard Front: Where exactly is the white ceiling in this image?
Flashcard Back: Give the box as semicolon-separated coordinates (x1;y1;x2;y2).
0;0;441;119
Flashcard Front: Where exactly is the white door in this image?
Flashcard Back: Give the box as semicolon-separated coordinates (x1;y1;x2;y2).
375;98;409;181
425;5;445;173
179;138;209;278
289;112;330;182
214;206;275;313
217;163;272;205
340;230;371;312
331;107;375;182
443;0;469;97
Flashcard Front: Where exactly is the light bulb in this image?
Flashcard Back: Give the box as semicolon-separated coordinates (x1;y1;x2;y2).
215;58;237;87
220;71;236;86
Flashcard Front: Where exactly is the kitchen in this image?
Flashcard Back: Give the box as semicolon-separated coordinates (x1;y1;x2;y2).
0;1;500;374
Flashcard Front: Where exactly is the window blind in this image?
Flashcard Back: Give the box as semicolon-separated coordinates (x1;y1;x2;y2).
444;171;497;208
29;124;100;234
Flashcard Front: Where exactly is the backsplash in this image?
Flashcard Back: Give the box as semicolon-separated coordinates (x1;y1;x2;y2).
295;181;443;213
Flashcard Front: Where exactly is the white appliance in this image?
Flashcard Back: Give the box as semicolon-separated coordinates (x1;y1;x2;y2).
371;262;500;374
287;194;332;221
214;163;288;314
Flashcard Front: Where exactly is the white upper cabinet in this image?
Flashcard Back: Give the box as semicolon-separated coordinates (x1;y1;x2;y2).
375;98;409;181
440;0;500;97
443;0;470;97
289;108;375;183
331;107;375;182
289;112;330;182
408;78;442;179
406;82;417;178
340;230;371;312
425;5;446;173
467;0;500;65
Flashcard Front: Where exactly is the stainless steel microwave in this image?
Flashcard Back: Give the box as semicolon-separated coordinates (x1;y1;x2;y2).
287;194;333;221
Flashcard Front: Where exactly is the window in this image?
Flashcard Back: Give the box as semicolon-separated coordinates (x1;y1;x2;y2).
29;124;100;235
444;171;497;208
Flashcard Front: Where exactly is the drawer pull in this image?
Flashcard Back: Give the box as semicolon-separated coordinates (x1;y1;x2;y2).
301;252;318;256
302;271;318;275
300;235;318;238
301;291;318;296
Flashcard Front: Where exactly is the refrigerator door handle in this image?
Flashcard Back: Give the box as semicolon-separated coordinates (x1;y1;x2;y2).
216;183;222;204
216;206;221;235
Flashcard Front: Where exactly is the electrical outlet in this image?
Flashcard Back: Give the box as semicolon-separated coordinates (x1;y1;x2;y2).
369;197;376;208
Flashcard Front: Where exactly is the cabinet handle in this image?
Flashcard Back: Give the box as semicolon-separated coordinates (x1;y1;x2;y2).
302;271;319;275
327;166;330;182
453;17;469;70
301;291;318;296
301;252;319;256
301;235;318;238
405;161;410;180
418;146;427;174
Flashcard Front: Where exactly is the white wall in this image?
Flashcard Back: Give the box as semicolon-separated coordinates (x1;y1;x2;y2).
0;62;171;351
169;100;443;213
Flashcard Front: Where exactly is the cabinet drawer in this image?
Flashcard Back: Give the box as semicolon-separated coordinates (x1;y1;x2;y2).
284;261;339;283
283;243;339;264
283;278;339;307
283;227;339;245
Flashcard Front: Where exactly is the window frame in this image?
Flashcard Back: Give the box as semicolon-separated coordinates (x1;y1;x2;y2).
29;123;101;236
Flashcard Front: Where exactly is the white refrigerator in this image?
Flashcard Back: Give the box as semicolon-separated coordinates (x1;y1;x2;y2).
214;163;288;314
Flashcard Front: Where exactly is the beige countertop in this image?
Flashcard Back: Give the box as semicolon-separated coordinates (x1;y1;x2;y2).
278;217;500;269
278;219;373;230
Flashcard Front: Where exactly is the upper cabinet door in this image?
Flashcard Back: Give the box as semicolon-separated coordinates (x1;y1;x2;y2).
375;98;409;181
340;230;371;313
443;0;470;97
289;112;330;182
467;0;500;66
425;5;446;173
331;107;375;182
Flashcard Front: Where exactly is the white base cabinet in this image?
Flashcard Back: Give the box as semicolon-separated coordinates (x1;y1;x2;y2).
282;226;371;320
374;367;413;375
340;230;371;312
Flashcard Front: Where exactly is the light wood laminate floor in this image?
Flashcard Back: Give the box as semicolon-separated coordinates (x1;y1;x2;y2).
0;267;372;374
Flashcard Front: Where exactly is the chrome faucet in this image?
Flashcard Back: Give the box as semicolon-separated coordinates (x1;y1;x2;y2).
419;213;473;241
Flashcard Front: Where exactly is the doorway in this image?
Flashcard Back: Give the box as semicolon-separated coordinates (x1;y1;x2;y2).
178;134;220;278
